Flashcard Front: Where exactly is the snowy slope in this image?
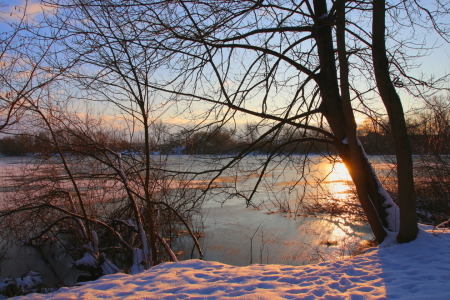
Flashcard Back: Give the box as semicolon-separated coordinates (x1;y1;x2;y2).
16;225;450;300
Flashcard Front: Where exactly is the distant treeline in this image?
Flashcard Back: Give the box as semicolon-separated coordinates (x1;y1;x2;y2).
1;114;449;156
0;128;331;156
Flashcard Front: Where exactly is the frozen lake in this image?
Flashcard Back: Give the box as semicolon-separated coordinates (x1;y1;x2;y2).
0;154;385;287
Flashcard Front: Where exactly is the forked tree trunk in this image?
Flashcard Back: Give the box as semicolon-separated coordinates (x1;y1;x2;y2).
312;0;401;243
335;0;387;243
372;0;418;243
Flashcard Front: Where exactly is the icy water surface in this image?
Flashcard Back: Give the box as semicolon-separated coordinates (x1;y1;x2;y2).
172;155;374;266
0;155;386;287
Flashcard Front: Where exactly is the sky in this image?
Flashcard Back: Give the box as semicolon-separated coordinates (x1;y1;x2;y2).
0;0;51;27
1;0;449;131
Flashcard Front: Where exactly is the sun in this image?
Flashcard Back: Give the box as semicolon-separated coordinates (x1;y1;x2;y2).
332;162;352;181
322;160;353;201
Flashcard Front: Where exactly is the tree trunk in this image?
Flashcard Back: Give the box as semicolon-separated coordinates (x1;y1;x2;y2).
335;0;388;243
143;116;159;264
372;0;418;243
313;0;401;243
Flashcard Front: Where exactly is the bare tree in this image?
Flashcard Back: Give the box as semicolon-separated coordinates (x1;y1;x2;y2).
36;0;450;244
0;2;75;133
372;0;418;243
1;0;206;275
0;95;204;275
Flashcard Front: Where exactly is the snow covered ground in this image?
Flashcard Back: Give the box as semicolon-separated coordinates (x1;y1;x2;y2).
14;225;450;299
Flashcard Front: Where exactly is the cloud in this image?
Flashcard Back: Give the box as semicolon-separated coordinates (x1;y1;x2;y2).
23;1;47;15
1;0;53;22
161;117;193;125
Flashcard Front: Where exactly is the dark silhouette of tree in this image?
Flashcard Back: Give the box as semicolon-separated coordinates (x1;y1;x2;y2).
37;0;450;244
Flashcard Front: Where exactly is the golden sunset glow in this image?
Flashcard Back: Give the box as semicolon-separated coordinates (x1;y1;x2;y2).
325;161;353;201
331;162;352;181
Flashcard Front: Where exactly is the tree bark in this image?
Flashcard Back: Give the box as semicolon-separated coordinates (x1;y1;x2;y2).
335;0;388;243
372;0;418;243
313;0;399;243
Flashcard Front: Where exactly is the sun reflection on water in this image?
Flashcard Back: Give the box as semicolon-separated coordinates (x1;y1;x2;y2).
324;161;353;200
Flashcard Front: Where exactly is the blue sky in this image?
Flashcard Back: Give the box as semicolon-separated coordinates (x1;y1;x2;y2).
2;0;449;128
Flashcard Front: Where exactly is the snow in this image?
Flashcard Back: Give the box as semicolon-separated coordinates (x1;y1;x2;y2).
341;137;401;232
360;148;400;233
0;272;53;298
12;225;450;299
1;272;42;292
130;248;144;274
74;253;97;269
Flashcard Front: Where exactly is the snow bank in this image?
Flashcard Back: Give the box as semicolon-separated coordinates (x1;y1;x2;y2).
15;226;450;299
1;272;55;299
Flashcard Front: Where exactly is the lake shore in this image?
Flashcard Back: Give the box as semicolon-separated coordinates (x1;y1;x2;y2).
14;224;450;300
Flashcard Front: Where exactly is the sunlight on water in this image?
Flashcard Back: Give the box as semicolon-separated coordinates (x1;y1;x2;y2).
330;161;352;181
0;155;373;279
323;161;353;201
